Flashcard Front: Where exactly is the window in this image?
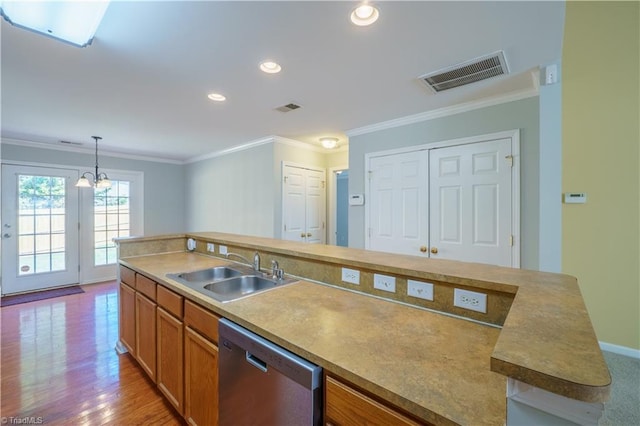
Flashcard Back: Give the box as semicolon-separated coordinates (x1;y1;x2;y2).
17;174;67;275
94;181;130;266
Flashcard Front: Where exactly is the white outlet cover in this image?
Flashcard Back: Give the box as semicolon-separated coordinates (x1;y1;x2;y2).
206;243;215;252
219;245;228;255
453;288;487;313
341;267;360;285
407;280;433;301
373;273;396;293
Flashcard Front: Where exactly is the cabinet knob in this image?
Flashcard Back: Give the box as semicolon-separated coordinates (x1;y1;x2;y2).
301;233;306;238
430;247;438;254
419;246;427;253
306;233;312;237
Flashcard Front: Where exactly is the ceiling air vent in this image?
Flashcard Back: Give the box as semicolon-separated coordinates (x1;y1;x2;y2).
275;103;302;113
419;51;509;93
59;140;83;146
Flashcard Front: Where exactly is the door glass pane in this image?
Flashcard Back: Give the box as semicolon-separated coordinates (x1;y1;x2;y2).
94;181;130;266
17;175;67;275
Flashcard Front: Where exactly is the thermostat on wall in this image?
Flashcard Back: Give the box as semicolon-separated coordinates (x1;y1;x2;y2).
349;194;365;206
564;193;587;204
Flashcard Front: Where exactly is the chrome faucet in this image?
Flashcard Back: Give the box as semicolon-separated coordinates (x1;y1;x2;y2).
226;251;261;272
271;260;284;280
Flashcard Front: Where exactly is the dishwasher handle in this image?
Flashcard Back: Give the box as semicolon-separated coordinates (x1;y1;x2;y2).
246;351;268;372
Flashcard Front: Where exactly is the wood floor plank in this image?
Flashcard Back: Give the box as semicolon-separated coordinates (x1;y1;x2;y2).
1;281;184;425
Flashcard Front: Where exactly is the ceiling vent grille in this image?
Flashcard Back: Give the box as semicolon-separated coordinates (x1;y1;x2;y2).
59;140;83;146
419;51;509;93
275;103;302;113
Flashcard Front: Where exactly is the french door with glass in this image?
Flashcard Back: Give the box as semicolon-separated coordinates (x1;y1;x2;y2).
1;165;79;295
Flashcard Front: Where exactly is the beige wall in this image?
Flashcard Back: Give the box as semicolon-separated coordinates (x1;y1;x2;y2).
562;1;639;349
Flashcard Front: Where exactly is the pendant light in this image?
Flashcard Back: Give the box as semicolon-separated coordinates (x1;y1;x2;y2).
76;136;111;188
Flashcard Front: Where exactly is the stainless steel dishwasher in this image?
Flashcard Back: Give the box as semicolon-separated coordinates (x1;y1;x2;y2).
218;318;323;426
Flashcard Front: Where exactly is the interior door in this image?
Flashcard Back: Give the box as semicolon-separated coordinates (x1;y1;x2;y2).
368;151;428;256
282;165;326;244
1;165;80;295
429;138;513;267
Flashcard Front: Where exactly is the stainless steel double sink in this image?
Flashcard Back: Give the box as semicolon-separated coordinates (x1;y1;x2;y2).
166;264;298;303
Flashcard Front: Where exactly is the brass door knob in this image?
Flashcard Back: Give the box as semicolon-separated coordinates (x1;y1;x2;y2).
430;247;438;254
420;246;427;253
301;233;306;238
306;233;312;237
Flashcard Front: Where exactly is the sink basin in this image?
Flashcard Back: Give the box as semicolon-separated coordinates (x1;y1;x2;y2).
202;275;298;302
170;266;243;283
167;265;298;302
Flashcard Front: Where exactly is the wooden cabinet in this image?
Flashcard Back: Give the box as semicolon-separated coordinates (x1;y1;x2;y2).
119;282;136;355
157;286;184;415
135;292;157;382
325;375;423;426
184;300;220;426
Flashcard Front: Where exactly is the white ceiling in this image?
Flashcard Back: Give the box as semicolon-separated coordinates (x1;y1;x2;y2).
1;1;565;162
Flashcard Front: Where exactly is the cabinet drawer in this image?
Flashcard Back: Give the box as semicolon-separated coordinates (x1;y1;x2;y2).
120;265;136;288
325;376;422;426
157;285;183;319
184;300;220;344
136;273;157;301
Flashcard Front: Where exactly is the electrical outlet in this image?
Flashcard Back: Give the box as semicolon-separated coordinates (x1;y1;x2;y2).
341;268;360;285
219;245;228;255
453;288;487;313
407;280;433;301
206;243;215;252
373;274;396;293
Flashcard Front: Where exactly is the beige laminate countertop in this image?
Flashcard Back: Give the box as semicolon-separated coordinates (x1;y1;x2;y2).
120;252;505;425
117;232;611;424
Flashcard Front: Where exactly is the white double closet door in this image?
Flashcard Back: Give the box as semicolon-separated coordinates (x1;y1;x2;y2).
282;164;326;244
367;134;518;268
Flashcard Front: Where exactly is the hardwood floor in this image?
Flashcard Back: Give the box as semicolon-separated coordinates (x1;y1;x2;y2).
1;281;185;425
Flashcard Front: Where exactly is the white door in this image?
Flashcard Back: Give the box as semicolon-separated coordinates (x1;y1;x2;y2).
1;165;80;294
429;138;513;267
368;151;428;256
282;165;326;244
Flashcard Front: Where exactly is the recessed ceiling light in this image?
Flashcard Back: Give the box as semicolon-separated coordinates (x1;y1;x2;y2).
260;61;282;74
320;137;339;149
207;93;226;102
350;3;379;26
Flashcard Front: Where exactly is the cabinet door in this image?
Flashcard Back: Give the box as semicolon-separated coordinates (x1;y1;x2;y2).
135;292;157;382
157;307;184;414
119;282;136;355
185;326;218;426
325;376;421;426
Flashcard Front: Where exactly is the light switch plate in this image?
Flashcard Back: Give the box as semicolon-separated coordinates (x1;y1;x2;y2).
219;245;228;255
206;243;215;252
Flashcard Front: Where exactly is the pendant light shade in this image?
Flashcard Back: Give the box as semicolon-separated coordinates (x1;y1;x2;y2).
76;136;111;188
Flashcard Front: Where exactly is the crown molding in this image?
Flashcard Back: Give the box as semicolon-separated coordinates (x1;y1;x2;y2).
345;87;538;138
185;135;276;163
1;137;183;164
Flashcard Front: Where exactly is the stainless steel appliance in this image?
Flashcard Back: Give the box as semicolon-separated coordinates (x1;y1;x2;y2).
218;318;323;425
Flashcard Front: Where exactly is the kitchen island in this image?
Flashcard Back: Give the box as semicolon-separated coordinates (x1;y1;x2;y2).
116;232;610;425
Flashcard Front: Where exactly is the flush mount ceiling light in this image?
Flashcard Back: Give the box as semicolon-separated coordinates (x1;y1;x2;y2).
320;137;339;149
260;61;282;74
207;93;226;102
350;3;379;26
76;136;111;188
0;0;110;47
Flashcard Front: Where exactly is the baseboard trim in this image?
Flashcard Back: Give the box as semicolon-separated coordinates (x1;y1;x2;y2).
600;341;640;359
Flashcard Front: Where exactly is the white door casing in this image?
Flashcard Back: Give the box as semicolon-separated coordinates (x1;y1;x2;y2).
1;165;80;294
282;163;326;244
